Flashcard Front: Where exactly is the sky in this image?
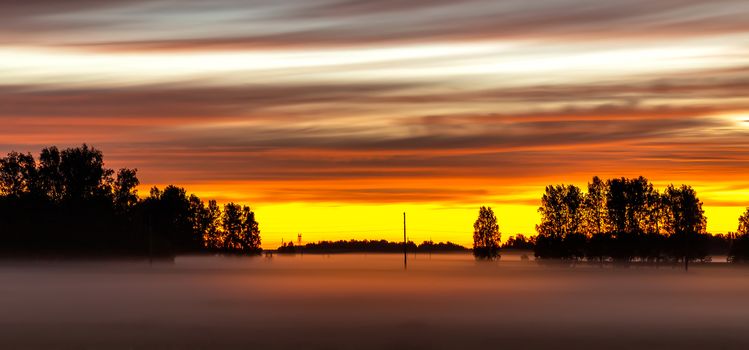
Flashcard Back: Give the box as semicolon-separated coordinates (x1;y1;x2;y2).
2;0;749;248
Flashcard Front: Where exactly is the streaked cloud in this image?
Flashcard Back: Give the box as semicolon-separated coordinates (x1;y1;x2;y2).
4;1;749;49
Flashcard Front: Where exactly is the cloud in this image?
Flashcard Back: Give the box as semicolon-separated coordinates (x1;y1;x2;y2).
7;106;742;183
2;65;748;120
3;0;749;50
2;68;748;197
0;82;418;119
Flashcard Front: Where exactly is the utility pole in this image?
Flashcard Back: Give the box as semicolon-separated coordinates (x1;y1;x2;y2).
403;212;407;270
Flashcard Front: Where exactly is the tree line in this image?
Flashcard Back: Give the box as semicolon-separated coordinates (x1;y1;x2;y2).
0;145;261;257
535;176;707;262
473;176;749;263
277;239;466;254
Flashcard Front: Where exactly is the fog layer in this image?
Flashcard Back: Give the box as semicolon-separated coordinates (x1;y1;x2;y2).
2;253;748;349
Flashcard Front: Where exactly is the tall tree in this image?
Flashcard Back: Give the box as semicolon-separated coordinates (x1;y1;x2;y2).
37;147;63;200
144;185;200;252
536;185;568;240
222;203;243;250
563;184;586;259
738;208;749;236
606;177;657;235
605;177;661;260
221;203;261;252
187;194;207;240
473;206;500;259
662;184;707;264
643;185;664;235
0;152;36;197
242;206;261;251
202;200;223;249
584;176;607;237
535;184;585;259
113;168;139;212
59;144;114;200
564;185;585;237
662;185;706;237
605;178;629;235
584;176;609;261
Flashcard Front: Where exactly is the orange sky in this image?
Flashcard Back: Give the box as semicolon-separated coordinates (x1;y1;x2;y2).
2;0;749;248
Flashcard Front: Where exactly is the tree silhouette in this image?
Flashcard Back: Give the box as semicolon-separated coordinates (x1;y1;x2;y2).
535;184;584;259
0;151;36;197
739;208;749;236
221;203;261;252
202;200;223;249
222;203;243;250
113;168;139;212
145;185;204;252
243;207;261;251
37;147;63;200
473;206;500;259
584;176;608;236
606;177;658;236
59;144;114;201
0;145;263;257
532;176;713;263
584;176;609;261
604;177;660;261
662;185;707;263
188;194;209;242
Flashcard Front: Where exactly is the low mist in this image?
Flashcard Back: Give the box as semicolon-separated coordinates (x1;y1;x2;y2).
2;253;749;349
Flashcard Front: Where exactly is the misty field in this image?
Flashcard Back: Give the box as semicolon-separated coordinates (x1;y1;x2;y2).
2;252;749;349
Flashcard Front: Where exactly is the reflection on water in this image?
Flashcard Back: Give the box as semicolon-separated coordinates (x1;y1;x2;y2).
2;252;749;349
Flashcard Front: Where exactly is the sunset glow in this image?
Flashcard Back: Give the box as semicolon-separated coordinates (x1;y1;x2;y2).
3;0;749;248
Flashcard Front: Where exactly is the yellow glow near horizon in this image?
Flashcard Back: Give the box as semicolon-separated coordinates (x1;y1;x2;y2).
139;183;748;250
253;203;745;250
245;202;540;249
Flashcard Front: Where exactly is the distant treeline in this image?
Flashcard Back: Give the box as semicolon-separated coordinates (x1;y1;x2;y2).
0;145;261;257
530;176;749;263
501;235;535;250
276;239;467;254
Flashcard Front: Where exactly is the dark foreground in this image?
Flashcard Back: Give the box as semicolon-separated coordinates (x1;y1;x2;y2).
2;252;749;349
